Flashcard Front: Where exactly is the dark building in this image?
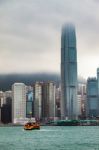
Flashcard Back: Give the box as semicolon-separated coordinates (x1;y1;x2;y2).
1;97;12;123
55;87;61;118
41;82;56;121
86;78;99;118
42;83;49;119
26;90;33;118
33;82;56;121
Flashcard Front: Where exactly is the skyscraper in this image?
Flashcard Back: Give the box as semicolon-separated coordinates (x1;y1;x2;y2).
97;68;99;96
77;83;86;119
12;83;26;123
26;86;33;118
86;78;98;118
34;82;42;120
42;82;56;120
61;23;78;119
34;81;56;121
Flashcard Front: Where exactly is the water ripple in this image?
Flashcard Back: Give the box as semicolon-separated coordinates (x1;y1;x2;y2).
0;126;99;150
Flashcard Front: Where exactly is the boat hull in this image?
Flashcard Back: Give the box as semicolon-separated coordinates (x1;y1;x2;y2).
24;127;40;130
24;122;40;130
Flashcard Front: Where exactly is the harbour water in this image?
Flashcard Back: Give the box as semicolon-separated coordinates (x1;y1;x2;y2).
0;126;99;150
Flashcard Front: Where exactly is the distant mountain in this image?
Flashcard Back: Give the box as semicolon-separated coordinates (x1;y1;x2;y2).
0;73;60;91
0;73;86;91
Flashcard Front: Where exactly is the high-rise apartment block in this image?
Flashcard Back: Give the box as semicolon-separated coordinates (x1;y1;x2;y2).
86;78;99;118
55;86;61;118
42;82;56;120
0;91;12;123
26;86;33;118
97;68;99;98
77;83;86;118
33;81;56;121
34;82;42;120
61;23;78;119
12;83;26;123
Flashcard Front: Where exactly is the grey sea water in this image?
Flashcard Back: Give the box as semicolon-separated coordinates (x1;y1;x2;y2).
0;126;99;150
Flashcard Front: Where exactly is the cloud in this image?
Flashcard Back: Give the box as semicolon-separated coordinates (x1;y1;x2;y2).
0;0;99;79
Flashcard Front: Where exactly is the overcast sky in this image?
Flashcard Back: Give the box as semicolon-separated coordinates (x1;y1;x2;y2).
0;0;99;79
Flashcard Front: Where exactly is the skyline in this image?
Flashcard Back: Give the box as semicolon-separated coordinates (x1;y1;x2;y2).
0;0;99;79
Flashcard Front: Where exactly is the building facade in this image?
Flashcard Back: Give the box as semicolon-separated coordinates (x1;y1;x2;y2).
86;78;99;118
34;81;56;121
41;82;56;120
0;91;12;123
34;82;42;120
77;83;86;118
97;68;99;102
12;83;26;123
1;97;12;123
55;86;61;118
26;86;33;118
61;23;78;119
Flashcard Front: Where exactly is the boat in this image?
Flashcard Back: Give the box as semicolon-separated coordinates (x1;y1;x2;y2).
24;122;40;130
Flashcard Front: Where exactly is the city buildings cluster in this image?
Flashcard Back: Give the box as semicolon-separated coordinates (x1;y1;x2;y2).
0;81;86;124
0;82;61;124
86;68;99;119
0;23;99;124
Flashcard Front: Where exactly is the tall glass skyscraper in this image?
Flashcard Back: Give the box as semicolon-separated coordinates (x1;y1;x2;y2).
61;23;78;119
86;78;98;118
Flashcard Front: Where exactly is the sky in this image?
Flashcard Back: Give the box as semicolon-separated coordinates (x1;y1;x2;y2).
0;0;99;79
